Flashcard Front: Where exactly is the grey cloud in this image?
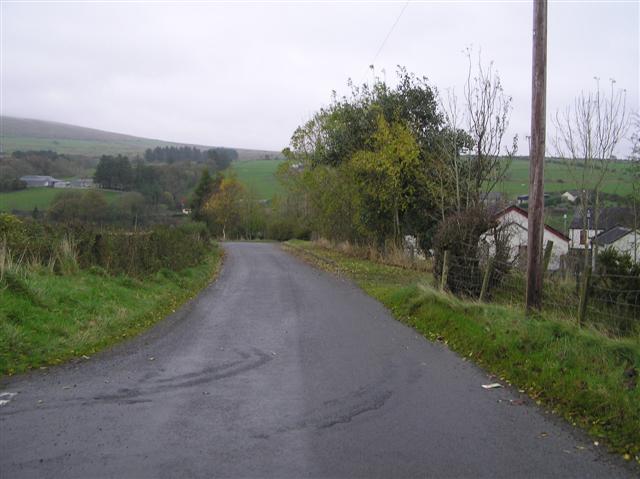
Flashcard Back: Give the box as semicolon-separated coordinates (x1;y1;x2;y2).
1;2;637;153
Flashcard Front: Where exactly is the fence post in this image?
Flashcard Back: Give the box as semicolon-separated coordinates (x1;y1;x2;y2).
440;250;449;292
578;264;591;327
479;257;494;302
542;240;554;274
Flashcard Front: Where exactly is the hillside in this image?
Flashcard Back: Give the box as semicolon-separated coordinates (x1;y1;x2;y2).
0;116;282;160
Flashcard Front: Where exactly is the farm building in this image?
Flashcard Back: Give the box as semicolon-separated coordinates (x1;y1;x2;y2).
481;205;569;271
19;175;62;187
593;226;640;262
568;207;634;250
561;190;593;205
70;178;94;188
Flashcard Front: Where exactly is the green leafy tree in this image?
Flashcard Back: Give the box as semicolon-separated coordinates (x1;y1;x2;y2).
190;169;222;221
350;115;421;246
48;190;110;224
94;155;133;190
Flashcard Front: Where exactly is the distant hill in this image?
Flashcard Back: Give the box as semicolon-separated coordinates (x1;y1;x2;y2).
0;116;282;160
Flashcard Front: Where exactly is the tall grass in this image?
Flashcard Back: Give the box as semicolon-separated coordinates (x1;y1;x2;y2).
315;238;432;272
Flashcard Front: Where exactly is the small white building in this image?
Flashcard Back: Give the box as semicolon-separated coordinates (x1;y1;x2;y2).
569;207;633;250
561;191;578;203
593;227;640;262
482;205;570;271
70;178;94;188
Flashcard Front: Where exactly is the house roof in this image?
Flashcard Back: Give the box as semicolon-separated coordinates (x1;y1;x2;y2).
593;226;637;246
492;205;570;241
569;207;633;230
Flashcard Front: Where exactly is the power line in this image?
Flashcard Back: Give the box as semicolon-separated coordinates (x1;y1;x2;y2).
369;0;410;70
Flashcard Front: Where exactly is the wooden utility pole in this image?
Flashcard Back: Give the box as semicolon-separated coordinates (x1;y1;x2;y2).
526;0;547;312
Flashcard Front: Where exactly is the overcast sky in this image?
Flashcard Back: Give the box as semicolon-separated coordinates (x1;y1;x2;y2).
1;1;638;154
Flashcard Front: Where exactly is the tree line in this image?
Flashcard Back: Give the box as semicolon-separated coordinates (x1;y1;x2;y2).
0;150;95;191
143;145;237;169
93;151;234;211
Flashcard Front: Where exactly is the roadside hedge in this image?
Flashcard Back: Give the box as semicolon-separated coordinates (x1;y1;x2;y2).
0;213;211;276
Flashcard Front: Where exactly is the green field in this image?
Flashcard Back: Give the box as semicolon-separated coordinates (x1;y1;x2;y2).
0;136;171;158
228;159;284;200
224;157;635;204
498;158;635;198
1;117;283;160
0;188;122;212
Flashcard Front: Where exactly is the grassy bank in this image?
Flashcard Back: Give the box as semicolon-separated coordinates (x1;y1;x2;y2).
0;246;221;376
284;240;640;463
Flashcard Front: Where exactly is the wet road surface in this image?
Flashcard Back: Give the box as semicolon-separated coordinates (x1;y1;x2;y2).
0;242;635;478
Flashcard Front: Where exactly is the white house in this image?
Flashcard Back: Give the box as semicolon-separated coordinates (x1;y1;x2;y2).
561;191;578;203
569;207;633;250
593;227;640;262
482;205;570;271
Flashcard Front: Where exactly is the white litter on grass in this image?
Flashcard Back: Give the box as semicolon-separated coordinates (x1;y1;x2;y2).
0;392;17;406
482;383;502;389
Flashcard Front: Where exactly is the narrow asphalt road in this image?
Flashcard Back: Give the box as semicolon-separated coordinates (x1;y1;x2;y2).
0;243;635;478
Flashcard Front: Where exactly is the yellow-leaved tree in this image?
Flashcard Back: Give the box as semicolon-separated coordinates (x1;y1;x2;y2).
350;114;421;247
203;177;245;240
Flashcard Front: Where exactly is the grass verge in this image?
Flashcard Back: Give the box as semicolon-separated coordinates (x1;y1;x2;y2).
0;245;222;377
284;240;640;464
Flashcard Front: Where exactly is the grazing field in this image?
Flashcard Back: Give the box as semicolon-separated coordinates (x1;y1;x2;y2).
1;136;171;158
0;117;283;159
225;157;635;204
228;159;283;200
499;158;635;198
0;188;122;212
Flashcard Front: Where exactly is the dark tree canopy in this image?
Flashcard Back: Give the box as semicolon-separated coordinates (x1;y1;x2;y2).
94;155;134;190
143;146;238;168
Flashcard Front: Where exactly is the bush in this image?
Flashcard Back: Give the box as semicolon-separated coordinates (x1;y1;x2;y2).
0;214;212;278
592;248;640;334
432;207;511;297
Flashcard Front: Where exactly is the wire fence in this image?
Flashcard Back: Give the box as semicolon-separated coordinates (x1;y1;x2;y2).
436;243;640;337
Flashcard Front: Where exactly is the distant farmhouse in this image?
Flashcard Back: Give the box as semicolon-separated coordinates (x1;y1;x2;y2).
561;190;579;203
561;190;594;205
482;205;569;271
20;175;62;188
19;175;94;189
70;178;94;188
